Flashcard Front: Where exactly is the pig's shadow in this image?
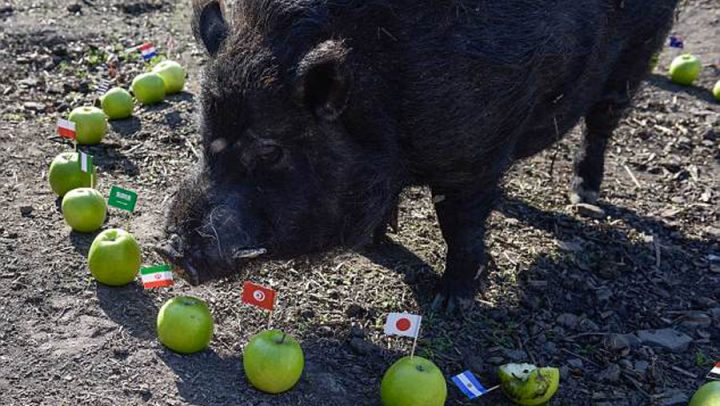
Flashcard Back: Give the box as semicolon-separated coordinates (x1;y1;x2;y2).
80;143;140;176
109;116;141;137
159;336;391;406
646;73;718;103
96;282;158;340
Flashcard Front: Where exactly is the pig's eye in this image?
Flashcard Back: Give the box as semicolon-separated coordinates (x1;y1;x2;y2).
257;144;284;166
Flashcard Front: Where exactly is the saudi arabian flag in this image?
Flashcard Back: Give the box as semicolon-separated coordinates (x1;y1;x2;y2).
140;264;174;288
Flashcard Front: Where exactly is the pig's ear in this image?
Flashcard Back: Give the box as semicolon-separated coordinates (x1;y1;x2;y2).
296;40;352;121
192;0;229;56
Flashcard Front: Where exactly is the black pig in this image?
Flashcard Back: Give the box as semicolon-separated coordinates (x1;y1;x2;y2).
158;0;679;311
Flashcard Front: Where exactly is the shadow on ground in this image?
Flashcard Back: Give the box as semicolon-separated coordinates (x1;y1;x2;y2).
96;283;158;340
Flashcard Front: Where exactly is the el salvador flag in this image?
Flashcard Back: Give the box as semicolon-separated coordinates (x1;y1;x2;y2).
452;370;488;400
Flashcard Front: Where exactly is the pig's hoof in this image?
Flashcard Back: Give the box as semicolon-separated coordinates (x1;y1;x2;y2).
569;178;599;205
431;286;474;314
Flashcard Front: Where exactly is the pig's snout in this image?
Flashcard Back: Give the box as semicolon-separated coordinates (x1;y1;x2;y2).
154;233;203;286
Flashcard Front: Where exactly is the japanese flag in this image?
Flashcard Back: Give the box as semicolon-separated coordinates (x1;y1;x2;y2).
241;281;276;311
384;313;422;338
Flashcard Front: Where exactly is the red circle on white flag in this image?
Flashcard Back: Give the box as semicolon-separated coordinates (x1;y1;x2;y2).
395;318;411;332
253;290;266;302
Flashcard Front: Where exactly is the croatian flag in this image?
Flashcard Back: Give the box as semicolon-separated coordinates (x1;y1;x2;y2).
79;151;92;173
138;42;157;61
140;264;174;288
669;35;684;49
384;313;422;338
242;281;276;311
452;370;488;400
57;119;76;140
707;362;720;380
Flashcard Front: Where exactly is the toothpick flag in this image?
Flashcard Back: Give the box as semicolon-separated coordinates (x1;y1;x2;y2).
707;362;720;380
138;42;157;61
140;264;174;288
242;281;276;311
452;370;490;400
96;78;111;95
79;151;93;173
108;185;138;213
57;119;76;140
384;313;422;338
669;35;684;49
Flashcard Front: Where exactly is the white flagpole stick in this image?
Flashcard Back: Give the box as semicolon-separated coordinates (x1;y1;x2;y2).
267;310;273;330
410;322;422;359
487;385;500;393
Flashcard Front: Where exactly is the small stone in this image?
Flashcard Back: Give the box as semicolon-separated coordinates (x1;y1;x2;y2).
604;333;640;352
634;360;649;375
543;342;558;355
680;311;712;330
486;356;504;365
598;364;621;383
557;313;579;329
23;102;45;111
67;3;81;13
578;318;600;332
503;349;527;362
19;205;33;216
636;329;692;353
658;389;688;406
567;358;583;369
572;203;606;219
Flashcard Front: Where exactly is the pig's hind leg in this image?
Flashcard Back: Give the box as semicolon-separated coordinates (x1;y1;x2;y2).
570;43;662;205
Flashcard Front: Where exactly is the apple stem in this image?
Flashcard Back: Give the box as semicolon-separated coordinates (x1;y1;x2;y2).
279;333;286;344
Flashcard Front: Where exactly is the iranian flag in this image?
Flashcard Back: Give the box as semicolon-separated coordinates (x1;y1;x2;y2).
140;264;174;288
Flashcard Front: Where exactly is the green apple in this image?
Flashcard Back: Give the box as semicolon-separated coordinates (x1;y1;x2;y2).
690;381;720;406
68;106;107;145
100;87;134;120
668;54;702;86
380;356;447;406
88;228;142;286
61;188;106;233
498;363;560;406
48;151;97;196
713;80;720;101
157;296;214;354
131;72;166;105
153;60;186;94
243;330;304;394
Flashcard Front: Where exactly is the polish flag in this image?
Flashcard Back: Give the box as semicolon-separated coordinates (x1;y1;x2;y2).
242;281;276;311
57;119;76;140
384;313;422;338
707;362;720;380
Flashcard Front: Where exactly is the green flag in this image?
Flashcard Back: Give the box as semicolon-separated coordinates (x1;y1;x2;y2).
108;185;138;213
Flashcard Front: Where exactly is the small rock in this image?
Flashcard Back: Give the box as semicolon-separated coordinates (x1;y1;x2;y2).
559;365;570;379
486;356;504;365
572;203;606;219
543;342;557;355
604;333;640;352
67;3;82;13
578;318;600;332
19;205;33;216
557;313;579;329
567;358;584;369
618;359;633;370
658;389;688;406
23;102;45;111
636;329;692;353
680;311;712;330
598;364;621;383
503;349;527;362
634;360;649;375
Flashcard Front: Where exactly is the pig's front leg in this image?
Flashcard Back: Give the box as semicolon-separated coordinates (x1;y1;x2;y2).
430;186;496;313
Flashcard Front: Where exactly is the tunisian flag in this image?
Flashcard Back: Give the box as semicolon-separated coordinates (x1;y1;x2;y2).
242;281;276;311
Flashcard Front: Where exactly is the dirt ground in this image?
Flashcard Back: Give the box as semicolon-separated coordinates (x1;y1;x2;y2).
0;0;719;405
